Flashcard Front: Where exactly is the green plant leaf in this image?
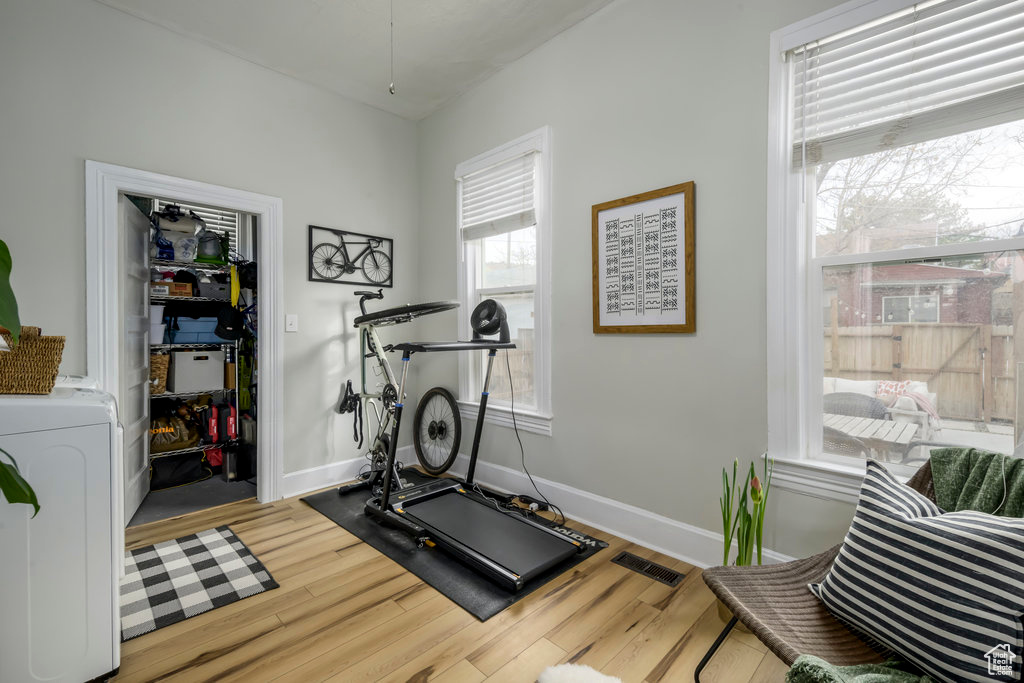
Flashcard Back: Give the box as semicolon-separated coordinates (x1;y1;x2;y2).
0;448;38;517
721;467;733;565
0;240;21;345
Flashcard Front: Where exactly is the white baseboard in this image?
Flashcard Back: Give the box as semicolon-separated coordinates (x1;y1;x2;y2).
284;448;794;568
280;446;418;499
449;455;794;569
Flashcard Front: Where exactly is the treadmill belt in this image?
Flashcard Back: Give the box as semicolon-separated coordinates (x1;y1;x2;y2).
405;492;578;582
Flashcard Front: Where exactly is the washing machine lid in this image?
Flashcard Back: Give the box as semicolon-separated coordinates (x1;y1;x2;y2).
0;388;118;435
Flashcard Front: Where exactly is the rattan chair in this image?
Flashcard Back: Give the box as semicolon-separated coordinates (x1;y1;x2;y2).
823;425;869;459
695;463;935;681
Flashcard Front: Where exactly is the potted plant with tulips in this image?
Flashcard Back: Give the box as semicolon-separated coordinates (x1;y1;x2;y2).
717;457;773;625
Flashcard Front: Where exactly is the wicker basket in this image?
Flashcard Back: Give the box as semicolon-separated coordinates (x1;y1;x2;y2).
150;353;170;395
0;326;66;394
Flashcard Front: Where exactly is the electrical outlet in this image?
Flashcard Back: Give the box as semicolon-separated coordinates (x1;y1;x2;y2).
285;314;299;333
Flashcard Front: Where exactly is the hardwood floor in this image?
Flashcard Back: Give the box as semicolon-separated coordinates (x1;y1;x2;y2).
116;490;788;682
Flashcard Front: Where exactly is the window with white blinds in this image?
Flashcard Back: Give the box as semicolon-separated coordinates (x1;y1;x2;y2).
460;153;537;241
791;0;1024;167
767;0;1024;480
455;128;552;433
155;199;241;251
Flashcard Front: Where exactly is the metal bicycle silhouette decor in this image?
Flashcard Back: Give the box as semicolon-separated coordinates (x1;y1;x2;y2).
308;224;394;287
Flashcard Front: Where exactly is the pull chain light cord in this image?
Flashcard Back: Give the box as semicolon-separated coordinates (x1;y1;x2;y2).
388;0;395;94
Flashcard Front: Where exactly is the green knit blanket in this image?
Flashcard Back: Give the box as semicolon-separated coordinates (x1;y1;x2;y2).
928;447;1024;516
787;448;1019;683
785;656;935;683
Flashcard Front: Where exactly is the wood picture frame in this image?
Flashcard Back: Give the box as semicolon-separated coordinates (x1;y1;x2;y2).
592;182;695;334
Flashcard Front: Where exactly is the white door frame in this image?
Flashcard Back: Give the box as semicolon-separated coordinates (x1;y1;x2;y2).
85;160;284;503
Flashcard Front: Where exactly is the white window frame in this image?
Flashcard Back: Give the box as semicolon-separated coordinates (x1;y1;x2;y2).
766;0;1024;501
455;127;553;436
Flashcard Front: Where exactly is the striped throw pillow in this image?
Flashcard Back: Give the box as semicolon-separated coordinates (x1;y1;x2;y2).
810;460;1024;683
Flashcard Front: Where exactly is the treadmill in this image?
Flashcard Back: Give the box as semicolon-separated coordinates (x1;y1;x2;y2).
363;300;582;591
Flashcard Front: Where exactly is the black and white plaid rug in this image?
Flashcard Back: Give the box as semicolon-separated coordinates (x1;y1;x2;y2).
120;525;278;641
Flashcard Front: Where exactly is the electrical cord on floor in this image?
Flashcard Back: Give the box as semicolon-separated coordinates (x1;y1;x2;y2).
471;482;541;521
471;482;507;513
505;350;565;525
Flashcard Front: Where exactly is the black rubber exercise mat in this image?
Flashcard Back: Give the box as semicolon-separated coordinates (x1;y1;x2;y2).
301;470;607;621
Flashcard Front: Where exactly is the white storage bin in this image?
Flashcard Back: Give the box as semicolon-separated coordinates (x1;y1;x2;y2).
149;323;166;344
149;304;165;322
168;350;225;393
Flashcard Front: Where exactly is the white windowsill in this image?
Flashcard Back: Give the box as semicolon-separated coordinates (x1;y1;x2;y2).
768;454;913;505
768;455;865;505
457;400;552;437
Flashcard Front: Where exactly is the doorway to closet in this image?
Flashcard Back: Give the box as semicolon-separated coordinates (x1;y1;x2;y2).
84;161;285;534
121;194;260;526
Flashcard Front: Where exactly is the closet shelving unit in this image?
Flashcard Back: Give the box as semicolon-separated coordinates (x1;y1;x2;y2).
150;257;241;463
150;295;226;303
151;440;239;460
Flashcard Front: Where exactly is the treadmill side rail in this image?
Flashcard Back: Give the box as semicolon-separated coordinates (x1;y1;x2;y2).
364;498;428;543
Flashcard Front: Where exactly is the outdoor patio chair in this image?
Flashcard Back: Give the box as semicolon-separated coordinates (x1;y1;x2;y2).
695;462;935;681
823;392;891;420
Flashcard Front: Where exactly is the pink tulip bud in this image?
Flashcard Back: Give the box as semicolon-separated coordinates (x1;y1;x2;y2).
751;476;763;503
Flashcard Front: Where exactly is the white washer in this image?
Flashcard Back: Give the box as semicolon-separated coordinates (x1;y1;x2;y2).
0;388;121;683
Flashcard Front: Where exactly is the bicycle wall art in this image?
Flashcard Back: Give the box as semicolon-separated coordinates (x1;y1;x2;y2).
308;225;394;287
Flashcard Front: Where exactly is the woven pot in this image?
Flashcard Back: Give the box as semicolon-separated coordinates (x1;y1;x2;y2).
0;326;65;394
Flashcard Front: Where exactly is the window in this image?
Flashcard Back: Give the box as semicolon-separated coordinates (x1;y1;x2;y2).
456;128;552;434
881;295;939;324
768;0;1024;483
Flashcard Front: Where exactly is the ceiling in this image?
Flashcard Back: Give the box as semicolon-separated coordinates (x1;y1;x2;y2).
95;0;616;120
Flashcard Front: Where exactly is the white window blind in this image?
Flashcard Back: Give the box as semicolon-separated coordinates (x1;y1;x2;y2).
155;199;240;251
459;153;537;241
791;0;1024;167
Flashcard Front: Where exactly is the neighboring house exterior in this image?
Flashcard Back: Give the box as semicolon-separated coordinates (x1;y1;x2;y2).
823;263;1008;327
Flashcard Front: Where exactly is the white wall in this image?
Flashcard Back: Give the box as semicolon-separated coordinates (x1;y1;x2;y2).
415;0;856;558
0;0;420;473
1;0;860;552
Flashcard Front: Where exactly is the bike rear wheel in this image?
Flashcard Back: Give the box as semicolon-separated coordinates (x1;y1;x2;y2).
311;243;344;280
413;387;461;475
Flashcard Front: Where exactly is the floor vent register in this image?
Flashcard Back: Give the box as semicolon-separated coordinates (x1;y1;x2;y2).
610;551;684;587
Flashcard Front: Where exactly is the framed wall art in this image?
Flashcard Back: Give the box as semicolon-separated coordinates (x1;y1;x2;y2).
592;181;695;333
308;225;394;287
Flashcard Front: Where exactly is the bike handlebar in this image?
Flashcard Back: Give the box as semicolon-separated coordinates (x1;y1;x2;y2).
356;289;384;316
